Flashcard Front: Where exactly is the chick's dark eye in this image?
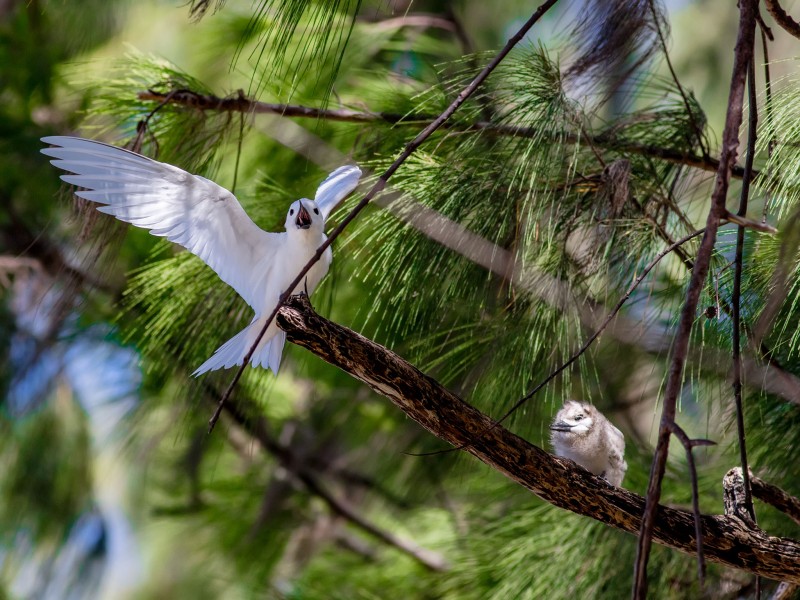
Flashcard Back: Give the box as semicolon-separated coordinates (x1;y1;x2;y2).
290;209;295;216
313;208;319;214
574;415;583;421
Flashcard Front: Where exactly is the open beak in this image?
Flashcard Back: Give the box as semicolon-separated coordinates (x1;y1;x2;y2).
296;201;312;229
550;420;573;432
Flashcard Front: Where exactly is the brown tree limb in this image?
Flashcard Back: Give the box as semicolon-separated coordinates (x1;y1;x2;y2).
633;1;758;596
764;0;800;40
273;294;800;583
752;481;800;528
137;90;751;180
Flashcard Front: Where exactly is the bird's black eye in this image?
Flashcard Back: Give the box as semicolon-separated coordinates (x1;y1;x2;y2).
290;209;295;216
313;208;319;214
575;414;583;421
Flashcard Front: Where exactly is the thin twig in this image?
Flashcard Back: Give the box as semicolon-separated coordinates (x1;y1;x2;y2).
137;90;754;180
410;228;705;457
646;0;709;158
666;420;716;587
297;470;449;571
632;1;758;597
487;229;705;430
206;0;563;433
231;102;246;194
732;52;760;597
129;88;191;155
760;16;776;223
756;12;775;41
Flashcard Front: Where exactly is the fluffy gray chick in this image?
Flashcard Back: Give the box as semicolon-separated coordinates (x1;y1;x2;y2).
550;400;627;487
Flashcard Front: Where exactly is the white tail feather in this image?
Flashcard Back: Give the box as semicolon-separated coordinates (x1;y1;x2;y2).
192;320;285;376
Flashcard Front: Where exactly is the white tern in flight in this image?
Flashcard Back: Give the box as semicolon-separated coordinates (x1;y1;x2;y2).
41;136;361;376
550;400;627;487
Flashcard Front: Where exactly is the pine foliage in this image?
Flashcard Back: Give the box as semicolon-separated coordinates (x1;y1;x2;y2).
2;1;800;598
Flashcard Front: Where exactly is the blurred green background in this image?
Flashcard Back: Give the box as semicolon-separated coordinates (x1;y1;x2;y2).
2;1;800;598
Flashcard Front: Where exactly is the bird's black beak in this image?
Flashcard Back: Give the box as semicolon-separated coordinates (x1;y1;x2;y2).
550;420;573;432
296;201;312;229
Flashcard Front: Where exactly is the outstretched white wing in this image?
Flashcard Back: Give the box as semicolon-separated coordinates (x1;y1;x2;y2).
41;136;276;310
314;165;362;222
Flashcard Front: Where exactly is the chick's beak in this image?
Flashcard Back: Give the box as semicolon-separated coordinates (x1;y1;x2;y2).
296;202;312;229
550;420;573;432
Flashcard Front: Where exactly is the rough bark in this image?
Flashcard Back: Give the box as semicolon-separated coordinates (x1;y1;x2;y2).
764;0;800;40
275;295;800;583
725;467;800;528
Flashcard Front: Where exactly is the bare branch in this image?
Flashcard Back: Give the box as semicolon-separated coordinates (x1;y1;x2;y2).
750;473;800;527
667;420;716;587
136;92;752;180
274;294;800;583
730;57;760;598
764;0;800;40
633;1;758;596
722;211;777;233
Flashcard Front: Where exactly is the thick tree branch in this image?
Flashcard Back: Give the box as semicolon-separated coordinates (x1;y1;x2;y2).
751;477;800;528
137;90;750;180
274;295;800;583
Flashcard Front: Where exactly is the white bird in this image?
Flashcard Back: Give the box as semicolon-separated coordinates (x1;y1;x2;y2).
41;136;361;375
550;400;627;487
